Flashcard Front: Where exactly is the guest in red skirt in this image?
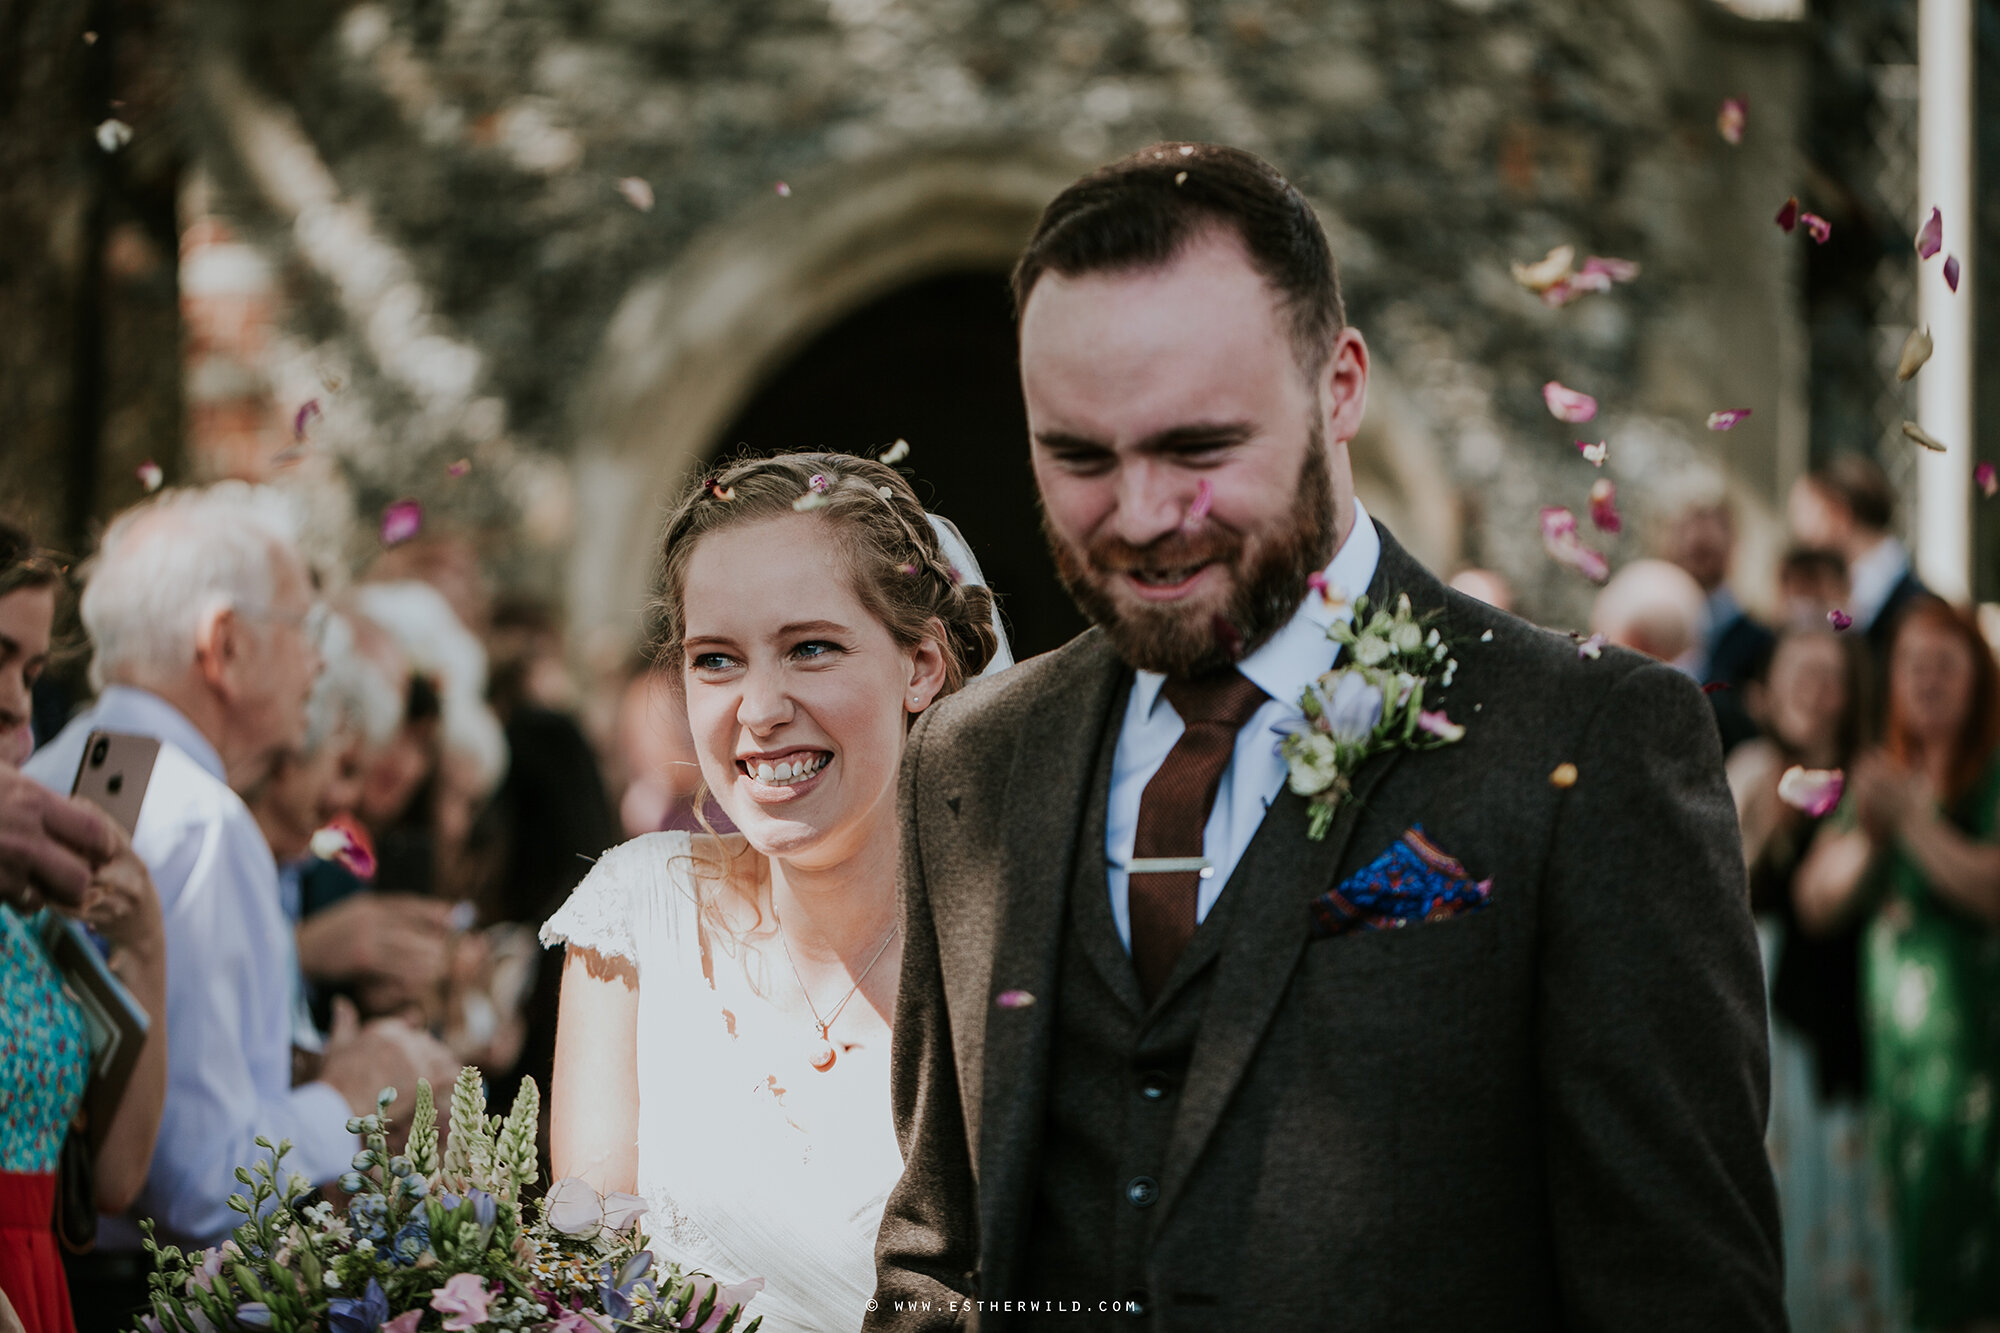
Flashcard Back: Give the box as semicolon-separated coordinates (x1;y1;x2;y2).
0;525;168;1333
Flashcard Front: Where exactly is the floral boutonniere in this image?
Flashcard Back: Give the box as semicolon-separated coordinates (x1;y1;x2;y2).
1278;592;1466;840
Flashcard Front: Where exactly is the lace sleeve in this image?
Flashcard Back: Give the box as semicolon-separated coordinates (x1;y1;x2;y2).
540;834;689;964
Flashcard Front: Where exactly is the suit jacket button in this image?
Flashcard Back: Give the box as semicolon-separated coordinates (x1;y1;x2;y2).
1125;1175;1158;1208
1138;1070;1172;1101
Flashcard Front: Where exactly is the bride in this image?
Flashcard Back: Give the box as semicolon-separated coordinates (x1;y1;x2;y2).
543;453;1008;1332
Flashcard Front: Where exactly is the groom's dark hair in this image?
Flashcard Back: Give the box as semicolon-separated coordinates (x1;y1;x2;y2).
1011;143;1345;373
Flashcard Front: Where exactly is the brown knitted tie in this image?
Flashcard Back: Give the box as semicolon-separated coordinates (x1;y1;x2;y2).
1129;668;1270;1003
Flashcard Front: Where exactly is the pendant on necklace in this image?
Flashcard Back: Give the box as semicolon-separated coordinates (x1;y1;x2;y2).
809;1025;838;1073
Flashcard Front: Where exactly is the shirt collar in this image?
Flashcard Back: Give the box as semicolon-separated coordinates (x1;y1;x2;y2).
1848;535;1909;629
91;685;229;785
1134;497;1381;721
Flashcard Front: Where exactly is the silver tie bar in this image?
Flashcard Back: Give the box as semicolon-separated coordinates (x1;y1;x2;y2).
1128;857;1215;878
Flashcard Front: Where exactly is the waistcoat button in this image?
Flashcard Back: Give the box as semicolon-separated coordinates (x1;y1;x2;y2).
1125;1175;1158;1208
1138;1070;1172;1100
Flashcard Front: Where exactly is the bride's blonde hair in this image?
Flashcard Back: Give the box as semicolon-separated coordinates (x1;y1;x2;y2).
649;451;1002;963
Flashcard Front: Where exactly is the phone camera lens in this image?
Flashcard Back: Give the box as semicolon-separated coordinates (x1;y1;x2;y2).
90;738;108;766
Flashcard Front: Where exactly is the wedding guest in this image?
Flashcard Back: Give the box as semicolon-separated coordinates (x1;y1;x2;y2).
1797;597;2000;1328
1787;454;1928;666
1725;626;1891;1326
0;530;168;1333
350;581;507;902
245;607;455;1026
1588;558;1707;673
1445;566;1513;613
544;454;1003;1333
1654;476;1774;750
1774;546;1851;631
22;485;456;1327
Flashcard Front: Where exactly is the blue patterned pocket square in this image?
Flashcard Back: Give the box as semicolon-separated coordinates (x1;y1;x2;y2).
1309;825;1493;940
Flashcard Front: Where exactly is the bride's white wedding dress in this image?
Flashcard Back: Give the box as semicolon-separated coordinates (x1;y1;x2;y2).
541;831;904;1333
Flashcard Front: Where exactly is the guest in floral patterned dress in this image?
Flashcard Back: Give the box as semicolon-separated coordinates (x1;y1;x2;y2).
1800;596;2000;1329
0;525;168;1333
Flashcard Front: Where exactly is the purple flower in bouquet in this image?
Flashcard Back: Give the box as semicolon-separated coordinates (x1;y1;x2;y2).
599;1252;656;1323
467;1187;498;1246
1323;672;1384;746
329;1278;390;1333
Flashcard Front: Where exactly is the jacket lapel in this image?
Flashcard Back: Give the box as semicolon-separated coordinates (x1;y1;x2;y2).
1154;522;1446;1224
976;630;1127;1283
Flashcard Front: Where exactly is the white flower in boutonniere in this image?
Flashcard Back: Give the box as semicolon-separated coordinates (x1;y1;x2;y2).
1277;592;1467;840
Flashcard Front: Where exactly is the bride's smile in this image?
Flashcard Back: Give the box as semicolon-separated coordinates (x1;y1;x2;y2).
680;510;945;861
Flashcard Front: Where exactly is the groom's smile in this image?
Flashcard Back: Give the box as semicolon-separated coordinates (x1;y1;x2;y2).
1021;225;1359;676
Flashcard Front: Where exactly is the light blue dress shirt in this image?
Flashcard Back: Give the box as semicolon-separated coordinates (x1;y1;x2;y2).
1105;499;1383;949
25;686;357;1248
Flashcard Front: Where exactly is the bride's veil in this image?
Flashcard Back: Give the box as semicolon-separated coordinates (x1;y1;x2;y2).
923;512;1016;676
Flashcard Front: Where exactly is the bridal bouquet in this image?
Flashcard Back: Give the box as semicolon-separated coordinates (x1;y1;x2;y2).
131;1069;762;1333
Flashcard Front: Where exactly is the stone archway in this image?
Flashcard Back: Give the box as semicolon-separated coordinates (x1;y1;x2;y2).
569;145;1461;649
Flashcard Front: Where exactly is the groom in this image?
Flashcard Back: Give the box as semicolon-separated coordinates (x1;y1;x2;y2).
868;144;1783;1330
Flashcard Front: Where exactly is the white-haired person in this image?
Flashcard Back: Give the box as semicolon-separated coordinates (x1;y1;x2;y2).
1589;558;1709;673
22;485;457;1331
243;607;458;1036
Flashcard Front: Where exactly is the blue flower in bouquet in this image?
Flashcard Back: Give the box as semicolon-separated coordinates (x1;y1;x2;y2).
235;1304;273;1329
349;1194;391;1243
388;1212;432;1266
599;1252;656;1322
328;1278;390;1333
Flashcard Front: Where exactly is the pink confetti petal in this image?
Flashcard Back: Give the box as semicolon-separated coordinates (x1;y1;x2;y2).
1578;255;1640;284
878;438;910;465
1416;710;1465;742
1539;506;1610;583
1180;478;1213;532
1717;97;1746;145
615;176;654;211
308;819;377;881
1542;381;1598;423
774;181;792;197
995;989;1036;1009
1916;207;1943;259
1576;633;1606;661
1827;608;1853;631
1576;440;1607;467
1775;196;1799;233
1944;254;1961;292
136;460;163;493
1777;765;1845;818
1706;408;1752;431
446;458;470;477
1978;462;1997;499
1588;478;1622;533
1800;212;1832;245
379;499;423;547
292;398;322;442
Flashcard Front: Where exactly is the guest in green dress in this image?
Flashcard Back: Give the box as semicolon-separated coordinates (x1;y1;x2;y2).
1799;596;2000;1330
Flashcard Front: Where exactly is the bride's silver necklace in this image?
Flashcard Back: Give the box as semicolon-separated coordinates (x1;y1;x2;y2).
775;908;901;1073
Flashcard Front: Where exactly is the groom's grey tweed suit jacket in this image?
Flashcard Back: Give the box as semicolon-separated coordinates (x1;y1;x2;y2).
867;522;1785;1332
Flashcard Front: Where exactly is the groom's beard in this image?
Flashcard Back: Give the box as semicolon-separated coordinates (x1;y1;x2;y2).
1044;425;1336;679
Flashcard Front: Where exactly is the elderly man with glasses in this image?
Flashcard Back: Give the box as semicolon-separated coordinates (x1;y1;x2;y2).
24;483;455;1331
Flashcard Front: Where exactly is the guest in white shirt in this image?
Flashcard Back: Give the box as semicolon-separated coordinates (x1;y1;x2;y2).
24;485;456;1320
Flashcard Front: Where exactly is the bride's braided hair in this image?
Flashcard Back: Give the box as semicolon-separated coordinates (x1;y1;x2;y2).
654;452;999;697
